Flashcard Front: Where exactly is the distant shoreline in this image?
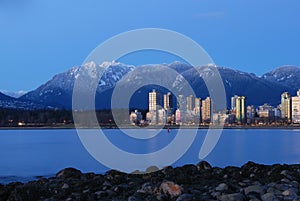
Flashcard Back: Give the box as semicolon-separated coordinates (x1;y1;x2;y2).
0;124;299;130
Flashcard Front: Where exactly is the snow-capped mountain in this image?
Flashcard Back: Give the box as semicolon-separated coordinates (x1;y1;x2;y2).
2;62;299;110
177;66;295;107
19;61;135;109
262;65;300;92
0;92;13;101
1;90;27;98
0;92;44;110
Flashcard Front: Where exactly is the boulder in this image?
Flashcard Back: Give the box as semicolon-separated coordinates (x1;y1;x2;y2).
56;168;82;179
160;181;182;197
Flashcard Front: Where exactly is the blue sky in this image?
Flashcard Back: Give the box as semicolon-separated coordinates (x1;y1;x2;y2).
0;0;300;92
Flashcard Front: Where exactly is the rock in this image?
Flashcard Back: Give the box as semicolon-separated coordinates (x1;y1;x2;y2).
249;198;261;201
261;192;277;201
282;189;298;197
244;185;265;195
61;183;69;189
216;183;228;191
196;161;212;170
137;182;155;194
220;193;245;201
56;168;82;179
128;196;137;201
176;194;192;201
95;191;107;198
156;194;170;201
160;181;182;197
291;181;299;189
146;166;159;173
211;191;221;198
281;178;291;183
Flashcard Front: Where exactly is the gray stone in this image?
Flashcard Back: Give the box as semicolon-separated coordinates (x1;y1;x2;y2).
176;194;193;201
196;161;212;170
267;187;282;195
244;185;265;195
137;182;154;194
56;168;82;179
261;192;277;201
146;165;159;173
216;183;229;191
291;181;299;189
281;178;291;183
277;184;291;191
211;191;221;198
128;196;137;201
157;194;169;201
249;198;260;201
220;193;244;201
61;183;69;189
282;189;298;197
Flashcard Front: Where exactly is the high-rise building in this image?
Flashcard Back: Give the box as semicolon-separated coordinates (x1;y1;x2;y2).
235;96;246;123
149;89;162;111
231;95;238;111
175;109;181;125
246;105;256;119
281;92;291;121
194;97;201;114
177;95;186;111
292;90;300;123
201;97;211;123
186;95;195;111
157;108;167;125
163;92;172;110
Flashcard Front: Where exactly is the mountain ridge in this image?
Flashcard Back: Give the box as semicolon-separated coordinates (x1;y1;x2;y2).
1;62;300;110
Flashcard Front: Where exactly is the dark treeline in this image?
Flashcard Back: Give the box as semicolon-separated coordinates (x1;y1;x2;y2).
0;109;145;127
0;109;73;127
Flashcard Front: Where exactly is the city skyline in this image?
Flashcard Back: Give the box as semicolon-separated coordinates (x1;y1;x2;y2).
131;88;300;125
1;1;300;92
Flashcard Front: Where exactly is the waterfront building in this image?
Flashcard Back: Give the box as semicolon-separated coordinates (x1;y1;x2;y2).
235;96;246;123
177;95;186;111
157;109;167;125
175;109;181;125
258;104;274;119
186;95;195;111
231;95;238;111
292;90;300;123
246;105;256;119
149;89;162;111
281;92;291;121
163;92;172;110
129;110;142;125
201;97;211;123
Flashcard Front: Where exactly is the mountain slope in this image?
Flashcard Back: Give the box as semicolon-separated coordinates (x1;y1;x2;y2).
178;66;294;107
0;92;13;101
19;61;134;109
262;66;300;92
14;62;300;110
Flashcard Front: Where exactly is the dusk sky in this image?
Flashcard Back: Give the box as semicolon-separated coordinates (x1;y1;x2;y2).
0;0;300;92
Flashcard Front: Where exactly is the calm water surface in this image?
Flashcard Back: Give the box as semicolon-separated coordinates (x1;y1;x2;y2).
0;129;300;183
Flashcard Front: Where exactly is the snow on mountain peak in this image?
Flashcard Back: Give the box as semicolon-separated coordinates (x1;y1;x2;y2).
1;90;27;98
83;61;97;68
99;60;119;68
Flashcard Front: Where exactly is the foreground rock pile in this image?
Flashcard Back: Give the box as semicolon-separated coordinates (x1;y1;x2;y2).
1;161;300;200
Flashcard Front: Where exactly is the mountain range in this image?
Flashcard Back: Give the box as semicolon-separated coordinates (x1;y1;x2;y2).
0;61;299;110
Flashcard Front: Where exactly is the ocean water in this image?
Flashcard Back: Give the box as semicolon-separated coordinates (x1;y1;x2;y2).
0;128;300;184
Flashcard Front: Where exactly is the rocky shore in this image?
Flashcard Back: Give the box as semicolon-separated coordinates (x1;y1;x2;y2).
1;161;300;201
